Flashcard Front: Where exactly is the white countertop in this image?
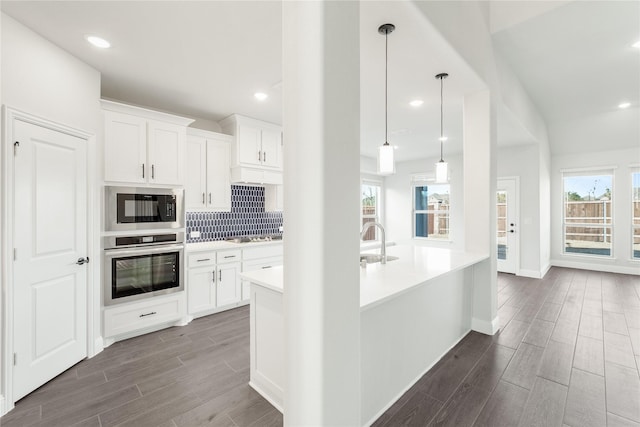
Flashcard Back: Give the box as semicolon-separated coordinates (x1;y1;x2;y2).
187;239;283;252
240;245;489;310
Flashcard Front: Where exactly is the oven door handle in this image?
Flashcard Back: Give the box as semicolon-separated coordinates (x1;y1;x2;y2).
104;244;185;257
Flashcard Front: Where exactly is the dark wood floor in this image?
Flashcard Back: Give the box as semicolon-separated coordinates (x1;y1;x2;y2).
1;267;639;426
374;267;640;427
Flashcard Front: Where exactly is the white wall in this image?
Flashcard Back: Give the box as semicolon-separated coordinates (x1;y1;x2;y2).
2;14;101;133
551;147;640;274
1;13;102;412
385;154;464;250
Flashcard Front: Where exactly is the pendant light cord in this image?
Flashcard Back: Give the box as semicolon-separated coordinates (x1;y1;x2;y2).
385;30;388;145
440;75;444;162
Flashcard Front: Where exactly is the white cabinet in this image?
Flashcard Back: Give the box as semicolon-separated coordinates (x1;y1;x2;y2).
187;249;242;317
265;184;284;212
102;100;193;186
241;245;284;301
185;129;232;211
220;114;283;171
103;293;186;343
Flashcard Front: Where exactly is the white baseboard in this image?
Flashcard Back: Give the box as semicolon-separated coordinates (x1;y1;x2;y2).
249;381;283;413
519;269;542;279
551;259;640;275
540;262;551;278
471;316;499;335
0;395;6;417
90;336;104;358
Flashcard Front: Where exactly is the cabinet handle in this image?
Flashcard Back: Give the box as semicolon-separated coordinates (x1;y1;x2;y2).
213;271;216;283
142;163;145;178
261;265;272;269
202;193;205;204
258;151;261;162
224;255;236;259
218;270;222;282
196;258;211;262
139;311;157;318
263;152;267;163
152;164;155;179
209;193;212;204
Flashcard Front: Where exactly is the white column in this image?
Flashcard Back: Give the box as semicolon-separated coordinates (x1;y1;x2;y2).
463;90;499;335
282;2;361;426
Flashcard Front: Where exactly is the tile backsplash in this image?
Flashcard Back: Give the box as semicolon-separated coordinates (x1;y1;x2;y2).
186;185;283;243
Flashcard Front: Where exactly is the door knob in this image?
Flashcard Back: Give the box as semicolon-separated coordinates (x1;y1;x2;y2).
76;257;90;265
509;230;515;233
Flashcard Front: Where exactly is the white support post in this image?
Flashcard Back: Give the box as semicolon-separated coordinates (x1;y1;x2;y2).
282;2;361;425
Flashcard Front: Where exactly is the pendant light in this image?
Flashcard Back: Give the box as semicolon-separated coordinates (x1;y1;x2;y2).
434;72;449;183
377;23;395;175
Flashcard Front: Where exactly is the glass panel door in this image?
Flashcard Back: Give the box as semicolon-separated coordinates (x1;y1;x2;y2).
497;179;518;274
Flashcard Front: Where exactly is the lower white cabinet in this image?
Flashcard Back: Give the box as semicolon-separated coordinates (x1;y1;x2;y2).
187;249;242;317
104;293;186;341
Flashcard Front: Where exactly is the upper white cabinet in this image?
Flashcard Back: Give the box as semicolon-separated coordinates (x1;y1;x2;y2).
186;129;232;211
102;100;194;186
219;114;283;171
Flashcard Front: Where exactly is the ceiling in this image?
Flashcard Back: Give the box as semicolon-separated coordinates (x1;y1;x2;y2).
2;1;637;161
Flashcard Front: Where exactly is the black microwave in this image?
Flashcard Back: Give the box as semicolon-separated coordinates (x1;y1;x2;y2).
106;187;184;232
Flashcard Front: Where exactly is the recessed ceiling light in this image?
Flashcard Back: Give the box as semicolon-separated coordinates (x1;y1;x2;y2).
409;100;424;107
86;35;110;49
619;102;631;109
439;136;448;142
254;92;268;101
633;40;640;48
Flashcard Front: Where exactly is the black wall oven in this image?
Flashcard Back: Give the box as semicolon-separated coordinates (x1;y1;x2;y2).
106;186;184;232
103;233;184;305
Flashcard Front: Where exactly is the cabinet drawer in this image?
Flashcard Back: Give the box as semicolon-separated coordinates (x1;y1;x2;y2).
217;249;241;264
104;294;184;338
242;256;283;272
188;252;216;268
243;245;283;261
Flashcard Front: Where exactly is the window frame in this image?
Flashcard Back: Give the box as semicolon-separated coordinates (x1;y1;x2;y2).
561;168;615;259
631;169;640;261
361;179;383;242
411;176;451;241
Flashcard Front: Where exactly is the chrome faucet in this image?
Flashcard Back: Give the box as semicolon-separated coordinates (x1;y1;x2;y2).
361;222;387;264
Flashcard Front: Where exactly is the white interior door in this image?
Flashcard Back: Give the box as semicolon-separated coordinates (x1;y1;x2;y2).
13;119;88;400
497;178;518;274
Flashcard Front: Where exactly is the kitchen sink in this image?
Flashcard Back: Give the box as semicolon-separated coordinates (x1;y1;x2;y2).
359;254;398;264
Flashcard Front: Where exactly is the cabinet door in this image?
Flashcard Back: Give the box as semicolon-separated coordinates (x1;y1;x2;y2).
237;125;262;166
104;111;147;184
260;129;282;169
216;262;241;307
185;136;207;209
206;139;231;211
188;267;216;314
148;120;185;185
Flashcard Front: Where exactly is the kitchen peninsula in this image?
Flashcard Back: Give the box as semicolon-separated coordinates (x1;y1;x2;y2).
241;245;489;425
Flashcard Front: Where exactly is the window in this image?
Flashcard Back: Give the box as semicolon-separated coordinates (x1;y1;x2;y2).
562;170;613;257
361;181;381;241
633;171;640;260
413;182;450;240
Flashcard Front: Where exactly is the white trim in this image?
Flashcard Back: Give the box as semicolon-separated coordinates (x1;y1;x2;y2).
362;330;470;427
560;165;618;174
0;395;6;417
2;107;97;410
551;259;640;275
186;127;232;141
249;381;284;414
519;269;544;279
471;316;500;335
100;99;194;127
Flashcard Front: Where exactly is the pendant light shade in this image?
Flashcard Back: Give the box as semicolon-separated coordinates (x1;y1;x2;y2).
434;72;449;183
377;23;395;175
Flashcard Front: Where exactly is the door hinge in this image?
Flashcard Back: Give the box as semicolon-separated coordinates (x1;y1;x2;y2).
13;353;17;366
14;141;19;155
